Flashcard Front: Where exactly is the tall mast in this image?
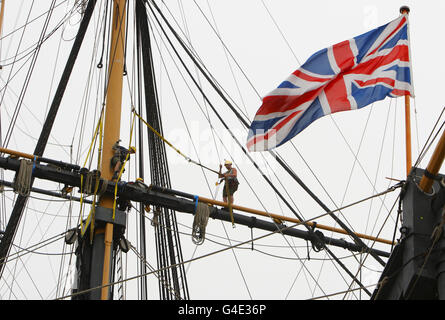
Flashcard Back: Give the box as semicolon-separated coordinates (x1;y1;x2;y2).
97;0;127;300
71;0;128;300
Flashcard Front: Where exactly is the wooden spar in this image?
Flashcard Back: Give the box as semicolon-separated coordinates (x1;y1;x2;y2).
0;147;37;160
400;6;412;176
0;1;5;39
197;195;393;245
0;143;392;245
418;128;445;193
98;0;126;300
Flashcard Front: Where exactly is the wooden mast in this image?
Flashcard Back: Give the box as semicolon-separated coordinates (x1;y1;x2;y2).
400;6;412;176
97;0;126;300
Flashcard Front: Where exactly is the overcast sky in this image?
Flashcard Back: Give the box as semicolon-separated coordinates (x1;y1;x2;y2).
0;0;442;300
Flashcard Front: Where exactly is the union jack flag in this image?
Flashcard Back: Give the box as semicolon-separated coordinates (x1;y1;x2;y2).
247;14;413;151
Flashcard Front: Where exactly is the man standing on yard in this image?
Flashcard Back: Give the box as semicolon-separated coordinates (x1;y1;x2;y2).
218;160;239;205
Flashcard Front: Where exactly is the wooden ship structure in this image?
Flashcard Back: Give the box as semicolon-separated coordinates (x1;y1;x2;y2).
0;1;443;300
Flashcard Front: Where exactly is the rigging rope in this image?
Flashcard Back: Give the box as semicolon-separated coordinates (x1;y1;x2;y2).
144;15;315;294
144;18;325;289
135;0;410;298
162;1;390;289
341;192;401;299
79;111;104;237
144;1;386;294
132;108;219;174
112;111;136;219
96;0;109;69
129;244;183;299
58;207;380;300
414;107;445;168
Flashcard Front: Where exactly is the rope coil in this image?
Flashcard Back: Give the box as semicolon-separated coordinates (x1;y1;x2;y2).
192;201;210;245
13;159;34;196
82;170;100;195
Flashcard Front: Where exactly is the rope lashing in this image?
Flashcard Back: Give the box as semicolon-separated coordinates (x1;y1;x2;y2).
192;199;210;245
32;155;37;175
193;195;198;214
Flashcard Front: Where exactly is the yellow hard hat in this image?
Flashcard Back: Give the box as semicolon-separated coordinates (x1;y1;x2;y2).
224;160;232;165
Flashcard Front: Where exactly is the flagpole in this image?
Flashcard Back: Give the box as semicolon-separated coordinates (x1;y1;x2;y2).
0;1;5;70
405;94;412;175
400;5;412;176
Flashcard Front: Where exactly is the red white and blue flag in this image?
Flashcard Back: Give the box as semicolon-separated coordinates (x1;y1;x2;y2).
247;14;413;151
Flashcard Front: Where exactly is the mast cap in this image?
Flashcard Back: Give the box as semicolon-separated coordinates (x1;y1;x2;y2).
400;6;410;14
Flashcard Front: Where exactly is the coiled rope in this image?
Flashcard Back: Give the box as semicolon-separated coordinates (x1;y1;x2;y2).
13;159;34;196
192;198;210;245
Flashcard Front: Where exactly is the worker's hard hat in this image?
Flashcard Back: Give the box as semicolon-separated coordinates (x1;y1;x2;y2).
224;160;232;165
